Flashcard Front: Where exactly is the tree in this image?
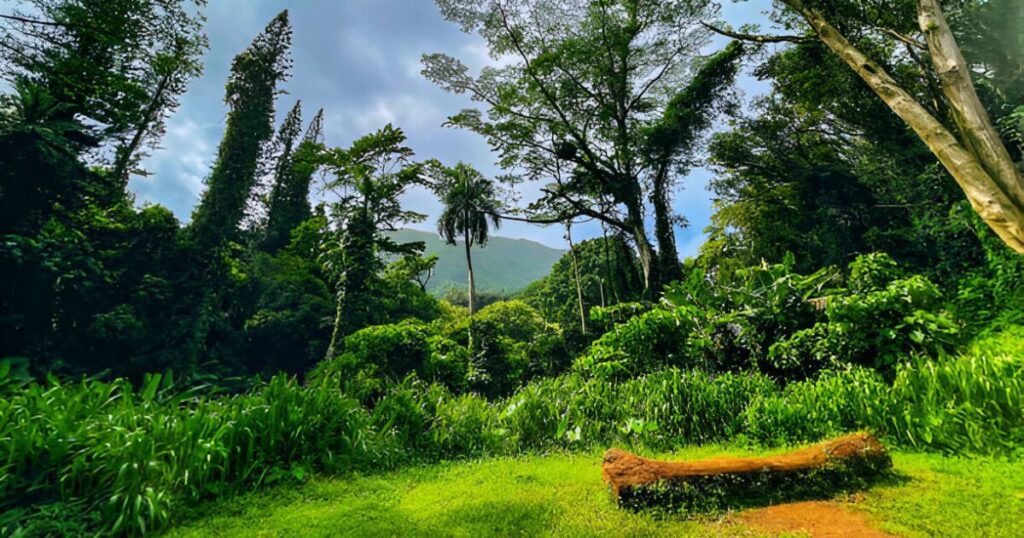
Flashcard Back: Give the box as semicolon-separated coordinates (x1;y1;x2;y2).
424;0;741;291
643;40;745;281
1;0;207;161
434;162;502;315
707;0;1024;253
320;125;427;357
110;18;207;182
0;0;207;232
263;107;323;252
190;10;292;247
703;39;986;280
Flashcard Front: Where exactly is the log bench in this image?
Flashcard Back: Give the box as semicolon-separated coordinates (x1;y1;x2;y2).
602;432;891;511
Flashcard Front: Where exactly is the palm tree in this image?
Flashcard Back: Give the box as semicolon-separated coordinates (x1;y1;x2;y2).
435;163;501;315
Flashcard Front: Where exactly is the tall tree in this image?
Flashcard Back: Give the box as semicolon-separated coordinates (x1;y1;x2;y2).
190;10;292;247
434;162;502;315
643;40;744;281
707;0;1024;253
320;125;426;357
263;106;323;252
424;0;739;291
1;0;207;149
0;0;207;231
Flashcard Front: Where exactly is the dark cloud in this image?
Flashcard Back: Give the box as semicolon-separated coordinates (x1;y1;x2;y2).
131;0;772;255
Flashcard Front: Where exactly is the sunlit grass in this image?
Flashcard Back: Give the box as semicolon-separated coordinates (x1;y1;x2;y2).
165;449;1024;538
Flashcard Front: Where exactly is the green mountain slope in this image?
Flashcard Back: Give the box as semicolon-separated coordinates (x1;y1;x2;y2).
385;229;565;295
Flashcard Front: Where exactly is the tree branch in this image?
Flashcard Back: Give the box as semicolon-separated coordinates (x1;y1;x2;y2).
700;21;814;44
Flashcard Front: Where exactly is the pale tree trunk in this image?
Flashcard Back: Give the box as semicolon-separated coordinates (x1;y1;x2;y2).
565;221;587;335
325;291;343;360
630;220;660;294
783;0;1024;253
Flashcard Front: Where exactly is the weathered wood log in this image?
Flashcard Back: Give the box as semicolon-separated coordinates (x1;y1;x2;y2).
603;432;891;511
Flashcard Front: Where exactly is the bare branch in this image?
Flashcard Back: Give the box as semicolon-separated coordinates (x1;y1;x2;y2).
700;21;814;44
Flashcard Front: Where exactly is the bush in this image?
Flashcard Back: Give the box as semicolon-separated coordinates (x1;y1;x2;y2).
456;301;566;397
312;321;433;382
768;272;960;377
574;307;699;379
662;256;837;374
847;252;903;293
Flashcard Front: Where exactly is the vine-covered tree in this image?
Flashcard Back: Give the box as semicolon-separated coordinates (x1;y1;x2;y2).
423;0;742;291
433;162;502;315
320;125;427;357
190;10;292;247
263;106;323;252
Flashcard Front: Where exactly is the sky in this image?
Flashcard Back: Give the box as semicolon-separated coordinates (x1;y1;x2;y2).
130;0;776;255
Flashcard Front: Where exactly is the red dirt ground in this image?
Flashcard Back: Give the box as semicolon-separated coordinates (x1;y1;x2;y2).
735;500;895;537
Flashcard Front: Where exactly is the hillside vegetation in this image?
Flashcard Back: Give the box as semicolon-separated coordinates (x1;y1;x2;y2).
385;229;564;295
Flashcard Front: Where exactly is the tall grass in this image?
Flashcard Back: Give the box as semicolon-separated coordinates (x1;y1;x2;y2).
2;348;1022;535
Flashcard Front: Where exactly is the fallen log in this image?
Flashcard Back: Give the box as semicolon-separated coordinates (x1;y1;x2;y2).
602;432;891;512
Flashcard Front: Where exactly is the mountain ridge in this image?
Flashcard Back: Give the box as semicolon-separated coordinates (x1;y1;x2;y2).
385;228;565;295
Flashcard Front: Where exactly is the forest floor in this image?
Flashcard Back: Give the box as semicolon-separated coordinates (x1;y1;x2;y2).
166;445;1024;537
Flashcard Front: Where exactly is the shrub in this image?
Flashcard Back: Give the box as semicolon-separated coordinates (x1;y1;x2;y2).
575;307;699;378
768;273;960;377
456;301;567;397
312;321;432;382
663;256;836;373
847;252;903;293
588;301;653;333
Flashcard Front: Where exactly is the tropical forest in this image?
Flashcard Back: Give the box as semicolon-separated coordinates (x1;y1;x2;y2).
1;0;1022;536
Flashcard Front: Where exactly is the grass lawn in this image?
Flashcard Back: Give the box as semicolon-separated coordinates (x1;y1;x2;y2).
165;446;1024;537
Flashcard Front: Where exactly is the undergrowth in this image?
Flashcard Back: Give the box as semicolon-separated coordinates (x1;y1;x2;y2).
1;329;1021;535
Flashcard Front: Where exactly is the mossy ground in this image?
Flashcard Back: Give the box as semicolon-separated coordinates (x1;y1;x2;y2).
166;447;1024;537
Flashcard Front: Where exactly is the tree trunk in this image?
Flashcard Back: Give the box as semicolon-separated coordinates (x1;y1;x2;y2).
652;172;684;283
631;221;659;295
464;233;476;315
113;70;172;184
603;432;890;501
566;222;587;335
916;0;1024;208
782;0;1024;253
325;290;344;360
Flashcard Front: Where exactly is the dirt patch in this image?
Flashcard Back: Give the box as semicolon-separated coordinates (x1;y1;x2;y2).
735;500;895;538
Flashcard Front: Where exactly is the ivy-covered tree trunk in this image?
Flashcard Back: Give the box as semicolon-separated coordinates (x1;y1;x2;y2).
325;208;377;359
652;175;684;284
565;221;587;335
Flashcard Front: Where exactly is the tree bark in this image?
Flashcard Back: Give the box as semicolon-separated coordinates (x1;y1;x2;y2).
325;290;343;360
916;0;1024;208
631;221;659;295
781;0;1024;253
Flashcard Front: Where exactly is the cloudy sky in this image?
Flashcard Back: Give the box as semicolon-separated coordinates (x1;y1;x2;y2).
130;0;776;255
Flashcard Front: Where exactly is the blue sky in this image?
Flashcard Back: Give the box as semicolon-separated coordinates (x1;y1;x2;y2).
130;0;777;255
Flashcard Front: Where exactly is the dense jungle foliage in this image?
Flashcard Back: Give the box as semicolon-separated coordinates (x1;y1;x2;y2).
0;0;1022;535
